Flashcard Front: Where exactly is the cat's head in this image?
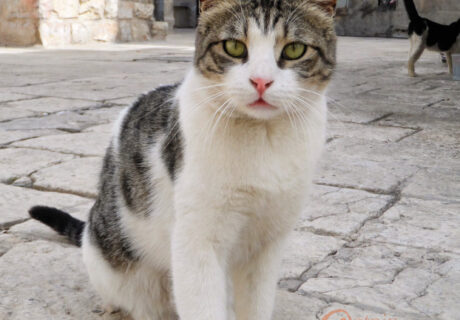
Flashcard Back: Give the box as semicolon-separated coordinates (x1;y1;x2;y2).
193;0;337;120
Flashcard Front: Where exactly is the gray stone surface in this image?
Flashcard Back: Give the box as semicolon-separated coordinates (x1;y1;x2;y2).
0;241;101;320
3;97;97;114
299;185;393;237
14;131;112;156
280;230;345;279
32;157;101;198
0;33;458;319
357;198;460;253
0;128;60;146
0;184;90;228
0;148;75;183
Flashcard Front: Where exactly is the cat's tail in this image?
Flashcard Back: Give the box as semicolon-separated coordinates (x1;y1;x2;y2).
29;206;85;247
403;0;422;22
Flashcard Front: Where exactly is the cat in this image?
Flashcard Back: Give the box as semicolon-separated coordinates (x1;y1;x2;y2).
404;0;460;77
29;0;337;319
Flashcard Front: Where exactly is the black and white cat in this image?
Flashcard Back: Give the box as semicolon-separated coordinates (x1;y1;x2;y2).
29;1;337;319
404;0;460;77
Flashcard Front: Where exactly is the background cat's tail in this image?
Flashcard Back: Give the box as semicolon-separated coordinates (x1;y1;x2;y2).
29;206;85;247
403;0;422;22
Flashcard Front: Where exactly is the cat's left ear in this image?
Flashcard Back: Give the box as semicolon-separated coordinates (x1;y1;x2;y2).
200;0;218;11
315;0;337;16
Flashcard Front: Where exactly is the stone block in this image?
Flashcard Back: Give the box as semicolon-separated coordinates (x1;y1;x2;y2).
0;92;34;103
0;129;59;146
5;97;96;114
299;185;393;237
0;0;39;19
134;2;154;19
0;19;39;46
39;20;72;46
0;148;75;184
92;19;118;42
0;241;101;320
117;20;133;42
0;184;89;227
153;21;168;39
9;200;93;242
358;198;460;253
32;157;101;198
104;0;118;18
273;291;326;320
0;105;35;121
38;0;54;19
52;0;79;18
131;18;151;41
71;22;90;43
280;230;345;279
410;258;460;320
79;0;105;20
118;0;134;19
403;167;460;202
14;131;112;157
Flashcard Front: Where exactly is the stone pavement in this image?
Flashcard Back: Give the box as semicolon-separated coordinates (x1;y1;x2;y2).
0;32;459;320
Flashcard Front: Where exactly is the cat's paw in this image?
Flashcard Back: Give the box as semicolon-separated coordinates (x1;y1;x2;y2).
99;306;131;320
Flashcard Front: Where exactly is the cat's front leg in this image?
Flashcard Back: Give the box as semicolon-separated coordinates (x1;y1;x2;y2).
171;207;241;320
233;241;284;320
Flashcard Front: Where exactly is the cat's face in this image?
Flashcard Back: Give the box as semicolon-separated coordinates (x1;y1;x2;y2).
194;0;337;120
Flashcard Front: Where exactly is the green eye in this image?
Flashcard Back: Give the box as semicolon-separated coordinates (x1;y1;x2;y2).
282;42;307;60
224;39;247;58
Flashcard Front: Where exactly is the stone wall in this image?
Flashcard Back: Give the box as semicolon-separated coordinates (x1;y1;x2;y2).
0;0;168;46
0;0;40;46
335;0;460;38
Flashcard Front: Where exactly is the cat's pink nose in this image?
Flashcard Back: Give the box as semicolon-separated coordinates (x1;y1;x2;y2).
250;78;274;96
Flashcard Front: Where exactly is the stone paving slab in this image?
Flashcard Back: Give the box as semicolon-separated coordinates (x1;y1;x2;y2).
280;230;345;279
0;92;37;103
9;201;93;244
403;167;460;202
0;128;62;146
0;148;75;183
32;157;101;198
299;185;393;237
4;97;97;114
357;198;460;254
0;184;91;228
299;243;455;318
327;121;416;143
0;34;459;319
14;131;112;156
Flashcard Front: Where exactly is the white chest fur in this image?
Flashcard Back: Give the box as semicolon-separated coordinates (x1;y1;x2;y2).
174;70;327;263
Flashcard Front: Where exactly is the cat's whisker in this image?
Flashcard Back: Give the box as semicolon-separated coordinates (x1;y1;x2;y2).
282;101;301;140
286;100;311;141
161;91;227;152
289;103;317;148
190;83;226;93
203;99;233;152
223;103;238;135
290;95;325;121
295;88;349;114
287;91;341;125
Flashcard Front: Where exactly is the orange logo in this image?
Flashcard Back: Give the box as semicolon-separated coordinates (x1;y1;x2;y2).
322;309;398;320
322;309;352;320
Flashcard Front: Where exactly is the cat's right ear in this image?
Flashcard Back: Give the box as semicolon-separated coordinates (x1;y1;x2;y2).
200;0;218;11
315;0;337;16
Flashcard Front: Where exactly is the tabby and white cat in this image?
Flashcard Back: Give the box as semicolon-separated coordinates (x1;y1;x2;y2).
30;0;337;319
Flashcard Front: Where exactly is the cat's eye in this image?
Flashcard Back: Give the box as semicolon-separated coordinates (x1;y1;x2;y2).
282;42;307;60
223;39;247;59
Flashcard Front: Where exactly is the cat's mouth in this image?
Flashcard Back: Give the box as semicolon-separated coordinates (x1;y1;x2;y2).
249;98;277;110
